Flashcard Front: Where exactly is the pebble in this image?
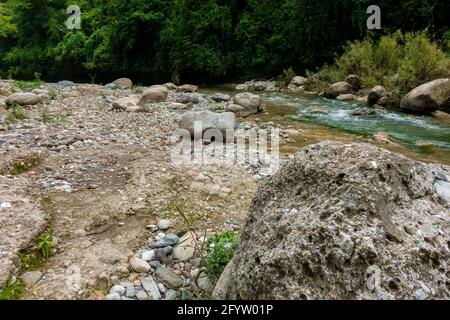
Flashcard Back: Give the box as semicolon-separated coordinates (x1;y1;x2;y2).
121;282;136;298
105;292;121;300
130;256;151;273
135;290;149;300
149;260;161;268
158;283;167;294
141;276;161;300
141;250;155;262
173;231;196;262
197;272;214;291
21;271;43;287
165;289;178;300
1;202;12;209
153;234;180;248
158;219;172;230
110;285;126;296
155;266;184;288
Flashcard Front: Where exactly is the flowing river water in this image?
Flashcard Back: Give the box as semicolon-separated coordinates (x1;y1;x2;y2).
204;89;450;166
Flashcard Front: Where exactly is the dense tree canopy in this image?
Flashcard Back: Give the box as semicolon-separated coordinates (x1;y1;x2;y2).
0;0;448;84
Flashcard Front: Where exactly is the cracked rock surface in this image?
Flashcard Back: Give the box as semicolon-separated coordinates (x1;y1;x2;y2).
214;141;450;300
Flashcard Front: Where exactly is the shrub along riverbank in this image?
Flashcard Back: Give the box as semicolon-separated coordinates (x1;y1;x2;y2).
313;31;450;106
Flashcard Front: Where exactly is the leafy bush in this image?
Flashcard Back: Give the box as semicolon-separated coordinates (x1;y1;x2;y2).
202;232;238;283
13;80;43;91
277;67;296;88
318;31;450;104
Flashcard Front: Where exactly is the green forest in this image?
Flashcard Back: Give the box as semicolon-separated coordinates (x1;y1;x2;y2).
0;0;449;84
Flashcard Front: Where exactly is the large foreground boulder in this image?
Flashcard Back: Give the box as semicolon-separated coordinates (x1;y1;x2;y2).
178;111;237;140
400;79;450;113
213;141;450;300
324;82;352;99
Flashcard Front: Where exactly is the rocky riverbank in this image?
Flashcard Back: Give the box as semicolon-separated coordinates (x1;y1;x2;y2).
1;78;449;300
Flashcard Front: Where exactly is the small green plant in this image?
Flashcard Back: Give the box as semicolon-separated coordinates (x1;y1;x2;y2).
132;85;144;94
40;107;66;124
4;104;27;128
12;79;43;91
202;232;238;283
0;278;25;300
48;89;58;100
36;234;53;259
6;156;41;176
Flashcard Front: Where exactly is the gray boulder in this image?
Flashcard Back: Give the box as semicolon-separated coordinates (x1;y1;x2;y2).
176;93;200;104
345;75;361;91
290;76;308;87
178;111;237;140
324;82;353;99
400;79;450;113
113;78;133;89
6;93;39;106
211;93;231;102
232;92;261;114
213;141;450;300
139;85;168;105
368;86;389;106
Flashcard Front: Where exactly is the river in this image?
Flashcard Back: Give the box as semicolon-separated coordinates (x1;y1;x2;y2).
204;89;450;166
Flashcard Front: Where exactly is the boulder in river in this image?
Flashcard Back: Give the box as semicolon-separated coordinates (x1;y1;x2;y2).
432;110;450;123
345;75;361;91
213;141;450;300
138;85;168;105
6;92;40;106
336;94;357;101
324;82;353;99
368;86;389;106
232;92;261;114
290;76;308;87
400;78;450;113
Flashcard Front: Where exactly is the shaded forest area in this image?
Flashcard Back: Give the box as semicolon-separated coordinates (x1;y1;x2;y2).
0;0;449;84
